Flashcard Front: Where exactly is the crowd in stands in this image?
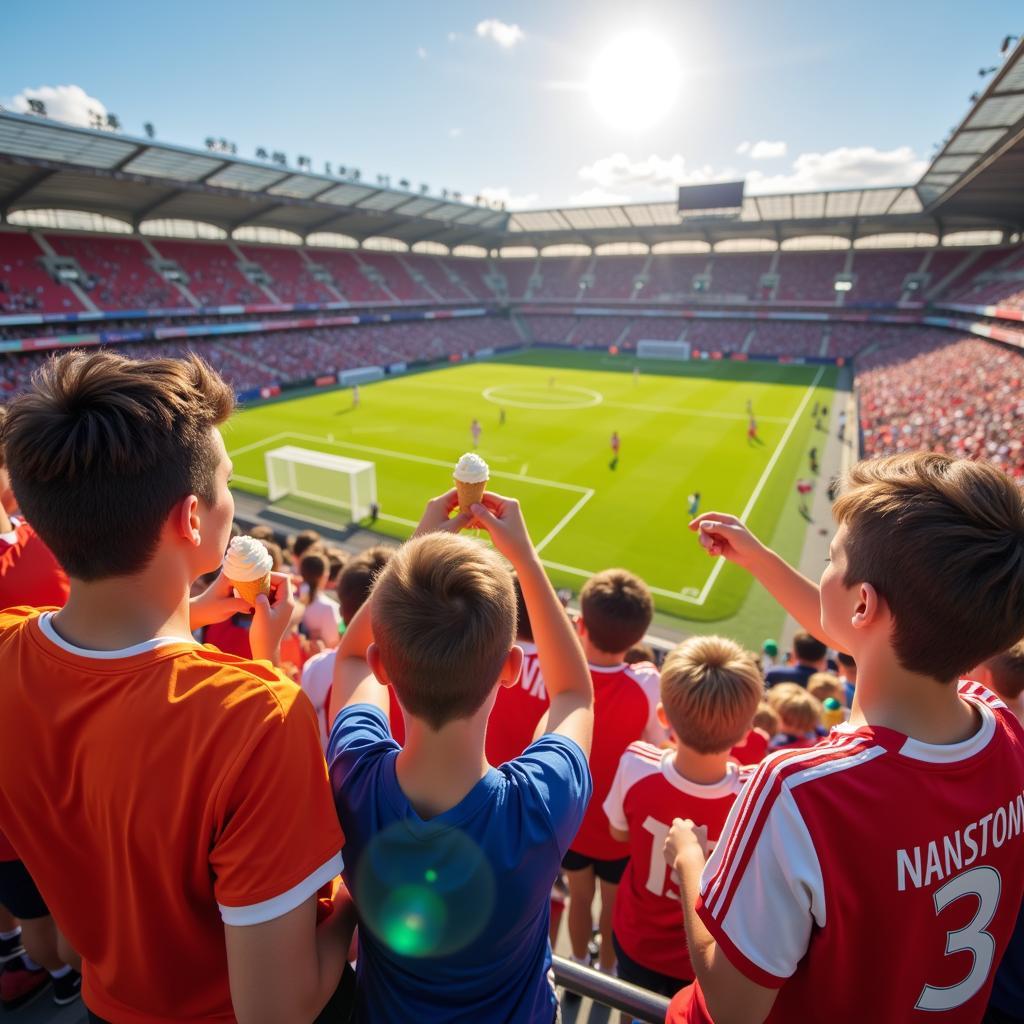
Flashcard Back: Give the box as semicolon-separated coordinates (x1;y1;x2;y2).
857;335;1024;478
774;251;846;303
746;320;825;356
1;348;1023;1023
238;245;337;304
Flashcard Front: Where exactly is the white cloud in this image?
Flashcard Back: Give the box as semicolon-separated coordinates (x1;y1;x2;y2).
480;185;539;210
748;140;787;159
745;145;926;193
736;141;751;155
475;19;524;48
10;84;109;129
417;46;428;60
447;31;459;42
448;127;462;139
574;144;926;204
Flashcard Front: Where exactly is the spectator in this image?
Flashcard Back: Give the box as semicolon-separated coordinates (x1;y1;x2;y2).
970;641;1024;726
603;635;761;998
326;489;593;1023
765;632;827;688
730;702;779;765
0;352;354;1023
485;572;551;767
301;545;395;750
291;529;323;572
768;687;825;750
564;568;661;976
668;453;1024;1023
760;638;779;676
625;641;657;665
326;548;347;592
0;407;69;611
807;671;843;707
301;553;341;649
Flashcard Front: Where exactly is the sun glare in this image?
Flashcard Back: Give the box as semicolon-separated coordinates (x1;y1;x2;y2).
587;31;682;132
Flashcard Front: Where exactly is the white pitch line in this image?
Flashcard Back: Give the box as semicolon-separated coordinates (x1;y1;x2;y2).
519;462;529;476
694;364;827;605
226;432;290;458
534;489;595;555
540;558;702;603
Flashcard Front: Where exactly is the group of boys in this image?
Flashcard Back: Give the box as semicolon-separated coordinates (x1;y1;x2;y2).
0;348;1022;1024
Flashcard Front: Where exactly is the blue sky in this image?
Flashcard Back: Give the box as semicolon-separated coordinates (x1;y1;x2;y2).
4;1;1021;209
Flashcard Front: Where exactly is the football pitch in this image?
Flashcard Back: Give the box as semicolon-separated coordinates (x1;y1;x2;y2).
225;349;837;648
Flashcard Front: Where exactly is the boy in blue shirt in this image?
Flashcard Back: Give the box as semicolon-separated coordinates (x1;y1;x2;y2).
327;488;594;1022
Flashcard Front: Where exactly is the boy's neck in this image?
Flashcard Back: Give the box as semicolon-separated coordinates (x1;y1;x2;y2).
849;647;979;746
53;560;193;652
671;745;731;786
582;638;626;667
396;714;490;820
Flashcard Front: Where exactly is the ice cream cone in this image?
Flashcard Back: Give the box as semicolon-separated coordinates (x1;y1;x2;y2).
231;573;272;607
455;479;487;514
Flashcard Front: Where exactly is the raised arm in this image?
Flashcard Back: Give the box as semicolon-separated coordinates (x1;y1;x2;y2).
471;493;594;756
689;513;841;651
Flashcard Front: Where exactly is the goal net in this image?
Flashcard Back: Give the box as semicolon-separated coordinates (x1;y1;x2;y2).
637;339;691;361
265;446;377;523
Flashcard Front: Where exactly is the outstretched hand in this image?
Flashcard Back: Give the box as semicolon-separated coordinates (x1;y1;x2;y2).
468;491;536;568
248;572;296;664
412;488;475;538
688;512;765;569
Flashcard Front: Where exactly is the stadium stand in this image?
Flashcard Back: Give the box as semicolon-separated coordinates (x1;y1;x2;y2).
150;240;263;306
684;319;754;351
399;253;468;301
708;252;773;300
569;315;632;346
532;257;590;300
0;232;81;313
920;248;975;297
747;320;825;356
520;314;578;344
238;245;337;304
857;336;1024;478
357;251;433;303
308;250;392;304
621;317;684;346
500;259;537;300
775;251;846;302
848;250;926;303
643;254;710;300
586;255;646;300
447;257;498;301
48;234;182;310
946;246;1021;303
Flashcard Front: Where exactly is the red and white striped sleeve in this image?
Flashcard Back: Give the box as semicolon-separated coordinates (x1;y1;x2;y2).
696;737;881;986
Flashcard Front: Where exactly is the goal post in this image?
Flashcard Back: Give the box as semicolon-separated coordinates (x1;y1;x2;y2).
265;446;377;523
636;339;691;361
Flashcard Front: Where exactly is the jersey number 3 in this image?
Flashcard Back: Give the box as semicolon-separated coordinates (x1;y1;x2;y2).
915;865;1001;1012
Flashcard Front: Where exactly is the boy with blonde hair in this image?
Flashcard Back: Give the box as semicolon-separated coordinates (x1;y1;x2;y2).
603;635;761;998
807;671;843;706
768;687;825;750
666;453;1024;1024
327;489;593;1023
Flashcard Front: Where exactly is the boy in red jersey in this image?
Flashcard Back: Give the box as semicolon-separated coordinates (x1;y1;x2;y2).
562;569;662;974
664;453;1024;1024
603;635;761;997
485;573;551;766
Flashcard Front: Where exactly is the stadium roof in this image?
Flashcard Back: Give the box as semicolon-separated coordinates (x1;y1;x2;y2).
1;38;1023;254
920;36;1024;224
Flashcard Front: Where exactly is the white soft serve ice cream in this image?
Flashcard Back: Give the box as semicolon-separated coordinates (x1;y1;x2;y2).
453;452;489;483
222;535;274;582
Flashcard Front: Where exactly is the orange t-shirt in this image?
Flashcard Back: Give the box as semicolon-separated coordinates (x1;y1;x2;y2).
0;607;344;1024
0;517;69;611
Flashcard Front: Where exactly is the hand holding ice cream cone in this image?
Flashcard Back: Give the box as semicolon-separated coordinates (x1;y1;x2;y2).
223;536;275;607
453;452;489;513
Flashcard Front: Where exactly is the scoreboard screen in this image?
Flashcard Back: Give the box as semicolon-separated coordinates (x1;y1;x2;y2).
677;181;745;213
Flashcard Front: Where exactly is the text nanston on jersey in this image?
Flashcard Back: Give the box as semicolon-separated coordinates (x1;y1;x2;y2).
897;788;1024;892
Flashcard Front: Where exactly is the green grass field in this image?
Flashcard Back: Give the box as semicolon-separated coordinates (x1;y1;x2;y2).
225;349;836;648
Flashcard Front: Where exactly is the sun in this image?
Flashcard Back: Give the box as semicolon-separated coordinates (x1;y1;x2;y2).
587;31;682;132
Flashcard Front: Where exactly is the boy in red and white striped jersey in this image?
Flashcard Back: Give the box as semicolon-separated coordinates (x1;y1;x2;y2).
603;635;761;997
666;453;1024;1024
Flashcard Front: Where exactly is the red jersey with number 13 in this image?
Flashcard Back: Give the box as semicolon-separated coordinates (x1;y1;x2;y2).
669;681;1024;1024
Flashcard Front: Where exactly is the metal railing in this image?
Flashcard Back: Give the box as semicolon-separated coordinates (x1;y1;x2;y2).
553;955;671;1023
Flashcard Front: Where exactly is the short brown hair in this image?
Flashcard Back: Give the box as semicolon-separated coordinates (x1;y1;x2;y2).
512;573;533;642
793;633;827;664
775;689;822;734
337;545;393;624
257;538;283;571
833;453;1024;681
807;672;842;704
625;642;656;666
752;701;780;737
371;533;516;729
1;351;233;580
660;636;763;755
982;640;1024;702
292;530;322;562
580;569;653;654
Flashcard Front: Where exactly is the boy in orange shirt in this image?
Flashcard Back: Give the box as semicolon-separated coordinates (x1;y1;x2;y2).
0;352;354;1023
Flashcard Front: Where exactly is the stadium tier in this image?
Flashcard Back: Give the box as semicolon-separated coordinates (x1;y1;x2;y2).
707;251;773;300
237;245;337;304
847;250;926;302
149;240;264;306
531;257;591;300
643;253;710;300
0;231;82;313
775;251;847;303
586;255;646;299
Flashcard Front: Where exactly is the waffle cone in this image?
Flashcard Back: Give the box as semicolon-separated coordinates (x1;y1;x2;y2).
454;478;487;514
230;573;272;607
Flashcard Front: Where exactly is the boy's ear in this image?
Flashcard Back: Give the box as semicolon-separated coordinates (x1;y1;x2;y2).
656;702;670;729
174;494;202;546
367;643;391;685
850;581;883;631
499;644;525;688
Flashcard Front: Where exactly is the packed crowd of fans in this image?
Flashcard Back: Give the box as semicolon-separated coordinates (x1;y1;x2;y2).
0;344;1022;1024
857;335;1024;479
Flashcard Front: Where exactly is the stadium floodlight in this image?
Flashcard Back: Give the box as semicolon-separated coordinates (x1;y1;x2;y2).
978;65;998;76
265;446;378;525
834;280;853;292
1002;35;1019;53
143;121;155;139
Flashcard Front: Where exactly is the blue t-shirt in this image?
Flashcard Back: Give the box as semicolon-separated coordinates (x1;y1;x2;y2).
328;704;592;1023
